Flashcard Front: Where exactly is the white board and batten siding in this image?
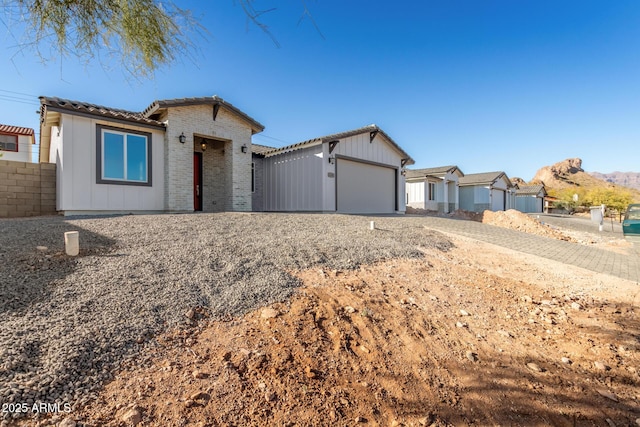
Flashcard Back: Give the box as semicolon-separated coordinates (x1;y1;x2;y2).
52;114;165;214
262;131;405;213
262;144;324;211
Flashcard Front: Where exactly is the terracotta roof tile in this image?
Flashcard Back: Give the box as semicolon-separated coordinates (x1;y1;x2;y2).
0;124;35;137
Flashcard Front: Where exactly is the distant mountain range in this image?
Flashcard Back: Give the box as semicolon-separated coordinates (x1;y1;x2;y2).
588;171;640;191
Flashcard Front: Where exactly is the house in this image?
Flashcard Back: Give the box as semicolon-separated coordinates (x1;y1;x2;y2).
0;124;35;162
252;125;414;214
458;171;515;212
39;96;264;215
405;165;464;213
39;96;414;215
515;184;547;213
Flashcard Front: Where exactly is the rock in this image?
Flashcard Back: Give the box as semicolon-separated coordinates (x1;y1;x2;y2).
635;418;640;426
122;407;142;425
58;419;76;427
527;362;543;372
561;357;572;364
596;388;618;402
185;308;196;320
466;351;477;362
605;419;616;427
460;309;470;316
570;302;582;310
36;246;48;252
456;322;466;328
261;307;278;319
192;370;208;379
265;391;276;402
497;330;512;338
359;345;370;354
344;306;356;314
594;361;610;371
305;366;317;378
190;391;208;401
184;399;195;408
521;295;533;303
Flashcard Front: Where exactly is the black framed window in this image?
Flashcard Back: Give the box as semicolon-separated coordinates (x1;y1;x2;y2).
0;133;18;152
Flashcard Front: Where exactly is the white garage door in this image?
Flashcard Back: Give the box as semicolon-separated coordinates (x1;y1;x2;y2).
336;159;396;214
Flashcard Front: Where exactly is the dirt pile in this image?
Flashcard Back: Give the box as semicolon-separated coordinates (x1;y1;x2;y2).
36;238;640;427
480;209;576;241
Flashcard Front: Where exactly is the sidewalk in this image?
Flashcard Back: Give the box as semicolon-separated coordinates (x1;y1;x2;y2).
418;216;640;283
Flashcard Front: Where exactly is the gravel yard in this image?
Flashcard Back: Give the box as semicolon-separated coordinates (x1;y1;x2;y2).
0;213;450;422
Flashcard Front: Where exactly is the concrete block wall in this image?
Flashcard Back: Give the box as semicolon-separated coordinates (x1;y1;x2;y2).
0;160;57;217
164;105;254;212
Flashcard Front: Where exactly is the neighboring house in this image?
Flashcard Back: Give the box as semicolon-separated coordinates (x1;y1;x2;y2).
515;184;547;213
39;96;414;215
39;96;264;215
0;124;35;162
405;165;464;213
253;125;414;214
459;171;515;212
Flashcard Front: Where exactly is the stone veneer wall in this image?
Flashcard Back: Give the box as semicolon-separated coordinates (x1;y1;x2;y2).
0;160;56;217
163;105;253;212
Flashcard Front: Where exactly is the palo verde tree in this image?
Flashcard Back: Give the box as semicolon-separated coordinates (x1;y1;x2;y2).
1;1;319;78
2;0;197;77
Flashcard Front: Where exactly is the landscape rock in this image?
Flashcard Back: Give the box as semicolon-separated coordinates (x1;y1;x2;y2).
596;388;618;402
527;363;543;373
260;308;278;319
122;407;142;425
594;361;609;371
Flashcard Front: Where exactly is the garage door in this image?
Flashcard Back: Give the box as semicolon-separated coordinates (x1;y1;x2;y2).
336;159;396;213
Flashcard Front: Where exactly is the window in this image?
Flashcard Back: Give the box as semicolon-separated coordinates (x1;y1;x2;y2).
428;182;436;201
0;133;18;152
96;125;152;186
251;162;255;193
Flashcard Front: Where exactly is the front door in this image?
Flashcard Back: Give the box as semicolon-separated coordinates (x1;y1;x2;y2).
194;152;203;211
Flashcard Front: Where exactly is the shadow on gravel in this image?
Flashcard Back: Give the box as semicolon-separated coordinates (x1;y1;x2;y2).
0;216;115;315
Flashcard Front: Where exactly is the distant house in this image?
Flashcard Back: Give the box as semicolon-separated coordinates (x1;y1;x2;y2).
459;171;515;212
515;184;546;213
39;96;414;215
252;125;414;214
0;124;35;162
405;165;464;213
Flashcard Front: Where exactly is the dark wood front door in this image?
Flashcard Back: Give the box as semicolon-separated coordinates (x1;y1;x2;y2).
194;152;203;211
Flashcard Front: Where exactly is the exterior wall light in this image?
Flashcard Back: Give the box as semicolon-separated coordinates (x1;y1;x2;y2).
178;132;186;144
241;144;248;153
201;141;207;151
328;156;335;164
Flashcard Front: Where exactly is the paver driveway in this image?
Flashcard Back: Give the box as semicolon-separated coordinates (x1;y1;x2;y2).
416;216;640;282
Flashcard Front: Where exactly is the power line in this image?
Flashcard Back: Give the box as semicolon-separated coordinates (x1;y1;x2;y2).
0;89;39;98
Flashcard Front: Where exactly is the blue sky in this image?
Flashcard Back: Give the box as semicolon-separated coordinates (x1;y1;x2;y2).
2;0;639;180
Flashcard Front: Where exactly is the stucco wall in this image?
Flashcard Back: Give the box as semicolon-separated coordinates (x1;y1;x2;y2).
0;134;34;163
0;160;56;217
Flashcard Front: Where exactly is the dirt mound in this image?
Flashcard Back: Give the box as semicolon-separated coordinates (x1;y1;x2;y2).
480;209;576;241
38;238;640;427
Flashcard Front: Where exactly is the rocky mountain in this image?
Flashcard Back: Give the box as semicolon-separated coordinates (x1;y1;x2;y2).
589;171;640;191
532;158;597;189
531;158;640;202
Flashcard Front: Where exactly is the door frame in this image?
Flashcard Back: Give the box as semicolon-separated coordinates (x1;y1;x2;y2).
194;152;203;211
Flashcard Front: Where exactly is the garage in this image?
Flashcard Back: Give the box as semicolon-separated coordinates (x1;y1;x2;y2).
336;158;396;214
259;125;413;213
